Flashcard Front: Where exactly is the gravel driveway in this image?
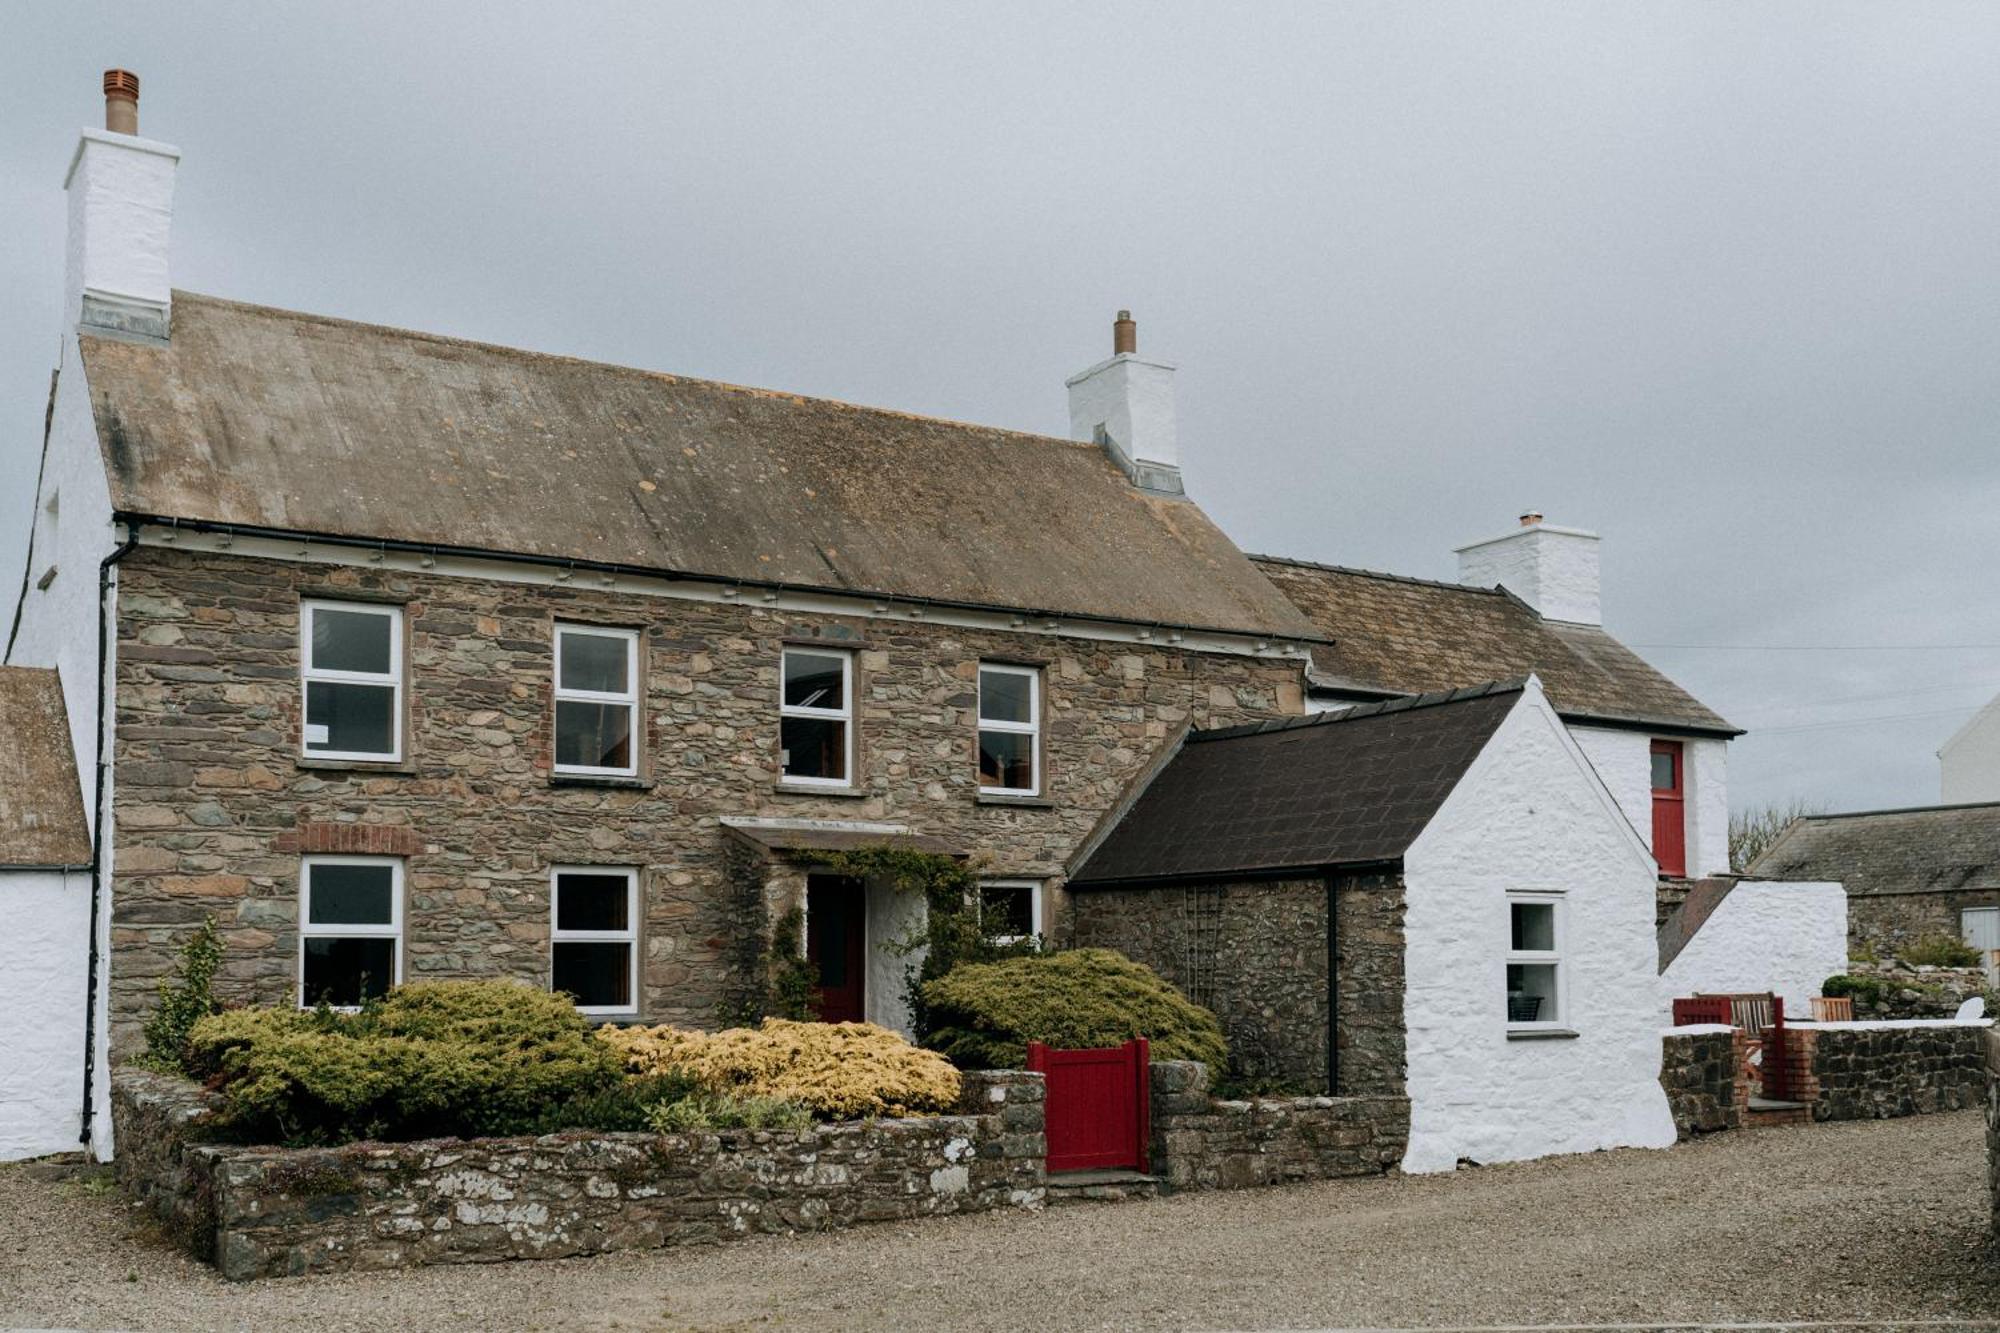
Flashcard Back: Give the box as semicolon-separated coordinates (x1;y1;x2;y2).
5;1111;1999;1331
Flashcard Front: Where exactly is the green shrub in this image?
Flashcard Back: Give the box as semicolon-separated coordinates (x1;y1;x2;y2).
1899;935;1983;969
920;948;1228;1070
645;1091;814;1133
185;980;626;1145
1821;974;1884;1005
522;1074;701;1136
140;918;224;1074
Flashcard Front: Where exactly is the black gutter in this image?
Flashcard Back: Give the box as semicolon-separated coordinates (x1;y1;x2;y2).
79;518;142;1146
1325;873;1340;1096
112;512;1339;651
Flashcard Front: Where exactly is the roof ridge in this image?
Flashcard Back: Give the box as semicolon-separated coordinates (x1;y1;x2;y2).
1802;800;2000;821
1192;677;1527;742
167;290;1102;455
1247;551;1507;596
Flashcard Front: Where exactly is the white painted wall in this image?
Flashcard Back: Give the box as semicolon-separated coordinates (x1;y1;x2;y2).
1658;881;1848;1021
1401;678;1676;1173
0;868;90;1161
1572;726;1651;857
1940;696;2000;804
864;879;927;1037
1454;523;1601;626
1568;726;1730;879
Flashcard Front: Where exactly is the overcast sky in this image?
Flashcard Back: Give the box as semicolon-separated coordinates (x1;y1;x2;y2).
4;3;1997;817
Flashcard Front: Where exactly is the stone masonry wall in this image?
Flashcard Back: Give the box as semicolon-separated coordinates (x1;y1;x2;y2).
1986;1030;2000;1235
1837;960;1993;1020
1148;1059;1408;1189
1070;872;1405;1095
1659;1029;1740;1137
1849;890;2000;961
1798;1024;1988;1121
108;548;1303;1049
114;1066;1045;1280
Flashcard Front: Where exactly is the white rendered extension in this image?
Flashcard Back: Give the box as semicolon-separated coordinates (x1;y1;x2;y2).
1658;880;1848;1022
1569;726;1730;878
1400;677;1677;1173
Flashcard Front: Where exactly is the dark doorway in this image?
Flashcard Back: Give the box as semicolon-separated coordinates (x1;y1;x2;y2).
806;874;866;1023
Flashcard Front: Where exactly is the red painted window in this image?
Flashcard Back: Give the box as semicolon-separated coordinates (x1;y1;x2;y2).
1650;740;1686;877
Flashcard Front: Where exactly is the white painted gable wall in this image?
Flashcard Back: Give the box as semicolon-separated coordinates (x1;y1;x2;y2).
1401;680;1677;1173
1940;696;2000;804
0;868;91;1160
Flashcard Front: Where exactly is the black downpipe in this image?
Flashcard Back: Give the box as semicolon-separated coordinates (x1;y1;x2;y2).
79;520;142;1146
1325;873;1340;1097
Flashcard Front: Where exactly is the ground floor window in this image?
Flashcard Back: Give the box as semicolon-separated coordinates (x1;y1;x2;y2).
551;867;639;1014
980;879;1043;944
1505;893;1564;1028
299;856;402;1008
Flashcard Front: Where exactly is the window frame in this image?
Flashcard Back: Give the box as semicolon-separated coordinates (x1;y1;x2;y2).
299;599;405;763
1504;891;1567;1033
549;865;641;1017
778;646;855;789
979;878;1044;945
552;624;642;778
976;662;1042;797
297;854;404;1011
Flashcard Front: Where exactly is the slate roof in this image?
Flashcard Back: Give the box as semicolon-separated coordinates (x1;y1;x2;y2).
78;293;1322;642
0;667;90;867
1748;804;2000;898
1069;682;1522;887
1250;556;1737;736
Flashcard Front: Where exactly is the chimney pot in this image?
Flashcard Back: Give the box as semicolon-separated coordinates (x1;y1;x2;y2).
1113;310;1137;356
1519;511;1543;527
103;68;140;135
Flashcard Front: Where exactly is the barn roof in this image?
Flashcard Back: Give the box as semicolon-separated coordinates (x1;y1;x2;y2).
1068;681;1522;887
0;667;90;867
1748;803;2000;898
1251;556;1736;736
78;293;1322;642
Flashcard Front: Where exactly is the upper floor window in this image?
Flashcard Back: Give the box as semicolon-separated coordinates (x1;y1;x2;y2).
1650;739;1686;877
1505;893;1564;1030
977;663;1040;796
300;600;402;762
554;625;640;777
780;648;852;786
300;856;403;1008
551;866;639;1015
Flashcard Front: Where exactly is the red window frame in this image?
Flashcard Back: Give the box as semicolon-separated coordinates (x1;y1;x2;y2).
1650;739;1686;877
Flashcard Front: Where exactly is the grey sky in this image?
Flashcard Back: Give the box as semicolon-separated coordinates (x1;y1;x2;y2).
5;3;1997;816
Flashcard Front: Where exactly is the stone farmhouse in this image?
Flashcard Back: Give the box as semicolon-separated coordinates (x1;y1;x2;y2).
4;75;1769;1169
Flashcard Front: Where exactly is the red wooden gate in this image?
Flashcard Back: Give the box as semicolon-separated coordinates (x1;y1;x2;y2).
1027;1037;1150;1174
1761;995;1793;1101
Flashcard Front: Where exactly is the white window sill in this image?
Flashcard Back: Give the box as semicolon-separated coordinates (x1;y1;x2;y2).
774;781;868;799
550;771;653;790
976;792;1054;809
1506;1027;1580;1041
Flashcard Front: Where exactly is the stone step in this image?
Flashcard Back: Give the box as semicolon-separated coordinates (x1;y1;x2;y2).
1044;1169;1162;1205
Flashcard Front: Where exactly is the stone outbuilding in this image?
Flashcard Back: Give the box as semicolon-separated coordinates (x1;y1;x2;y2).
1068;676;1678;1173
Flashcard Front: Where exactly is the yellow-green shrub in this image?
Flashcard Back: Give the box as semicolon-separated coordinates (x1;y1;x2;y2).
600;1018;961;1120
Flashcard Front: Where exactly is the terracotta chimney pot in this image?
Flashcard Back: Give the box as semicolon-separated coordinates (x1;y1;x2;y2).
103;69;139;135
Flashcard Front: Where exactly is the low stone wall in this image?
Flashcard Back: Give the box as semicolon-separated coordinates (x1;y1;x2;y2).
1660;1028;1740;1137
1795;1023;1989;1121
1986;1030;2000;1233
1148;1060;1408;1189
1835;961;1991;1020
114;1067;1045;1280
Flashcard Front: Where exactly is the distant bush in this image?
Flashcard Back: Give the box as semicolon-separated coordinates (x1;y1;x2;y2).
600;1018;960;1120
920;948;1228;1071
185;981;627;1145
140;918;225;1074
1821;974;1884;1005
1899;935;1984;969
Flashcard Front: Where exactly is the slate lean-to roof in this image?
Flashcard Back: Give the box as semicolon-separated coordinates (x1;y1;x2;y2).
1250;555;1736;736
79;293;1321;643
1748;803;2000;898
1070;681;1522;887
0;667;90;867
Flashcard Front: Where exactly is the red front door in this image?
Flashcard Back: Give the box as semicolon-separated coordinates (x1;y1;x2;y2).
806;875;866;1023
1650;740;1686;877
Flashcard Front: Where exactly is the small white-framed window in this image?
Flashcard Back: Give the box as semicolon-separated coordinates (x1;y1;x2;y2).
550;867;640;1015
977;663;1041;796
980;879;1043;945
554;625;640;776
779;647;853;786
1505;893;1565;1029
300;600;404;761
299;856;403;1009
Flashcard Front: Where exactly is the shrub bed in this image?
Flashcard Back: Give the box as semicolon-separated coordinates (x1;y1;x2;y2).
601;1018;961;1119
920;948;1229;1069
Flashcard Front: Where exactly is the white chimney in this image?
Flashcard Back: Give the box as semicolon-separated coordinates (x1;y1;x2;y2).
1066;310;1182;495
64;70;178;342
1455;512;1602;625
